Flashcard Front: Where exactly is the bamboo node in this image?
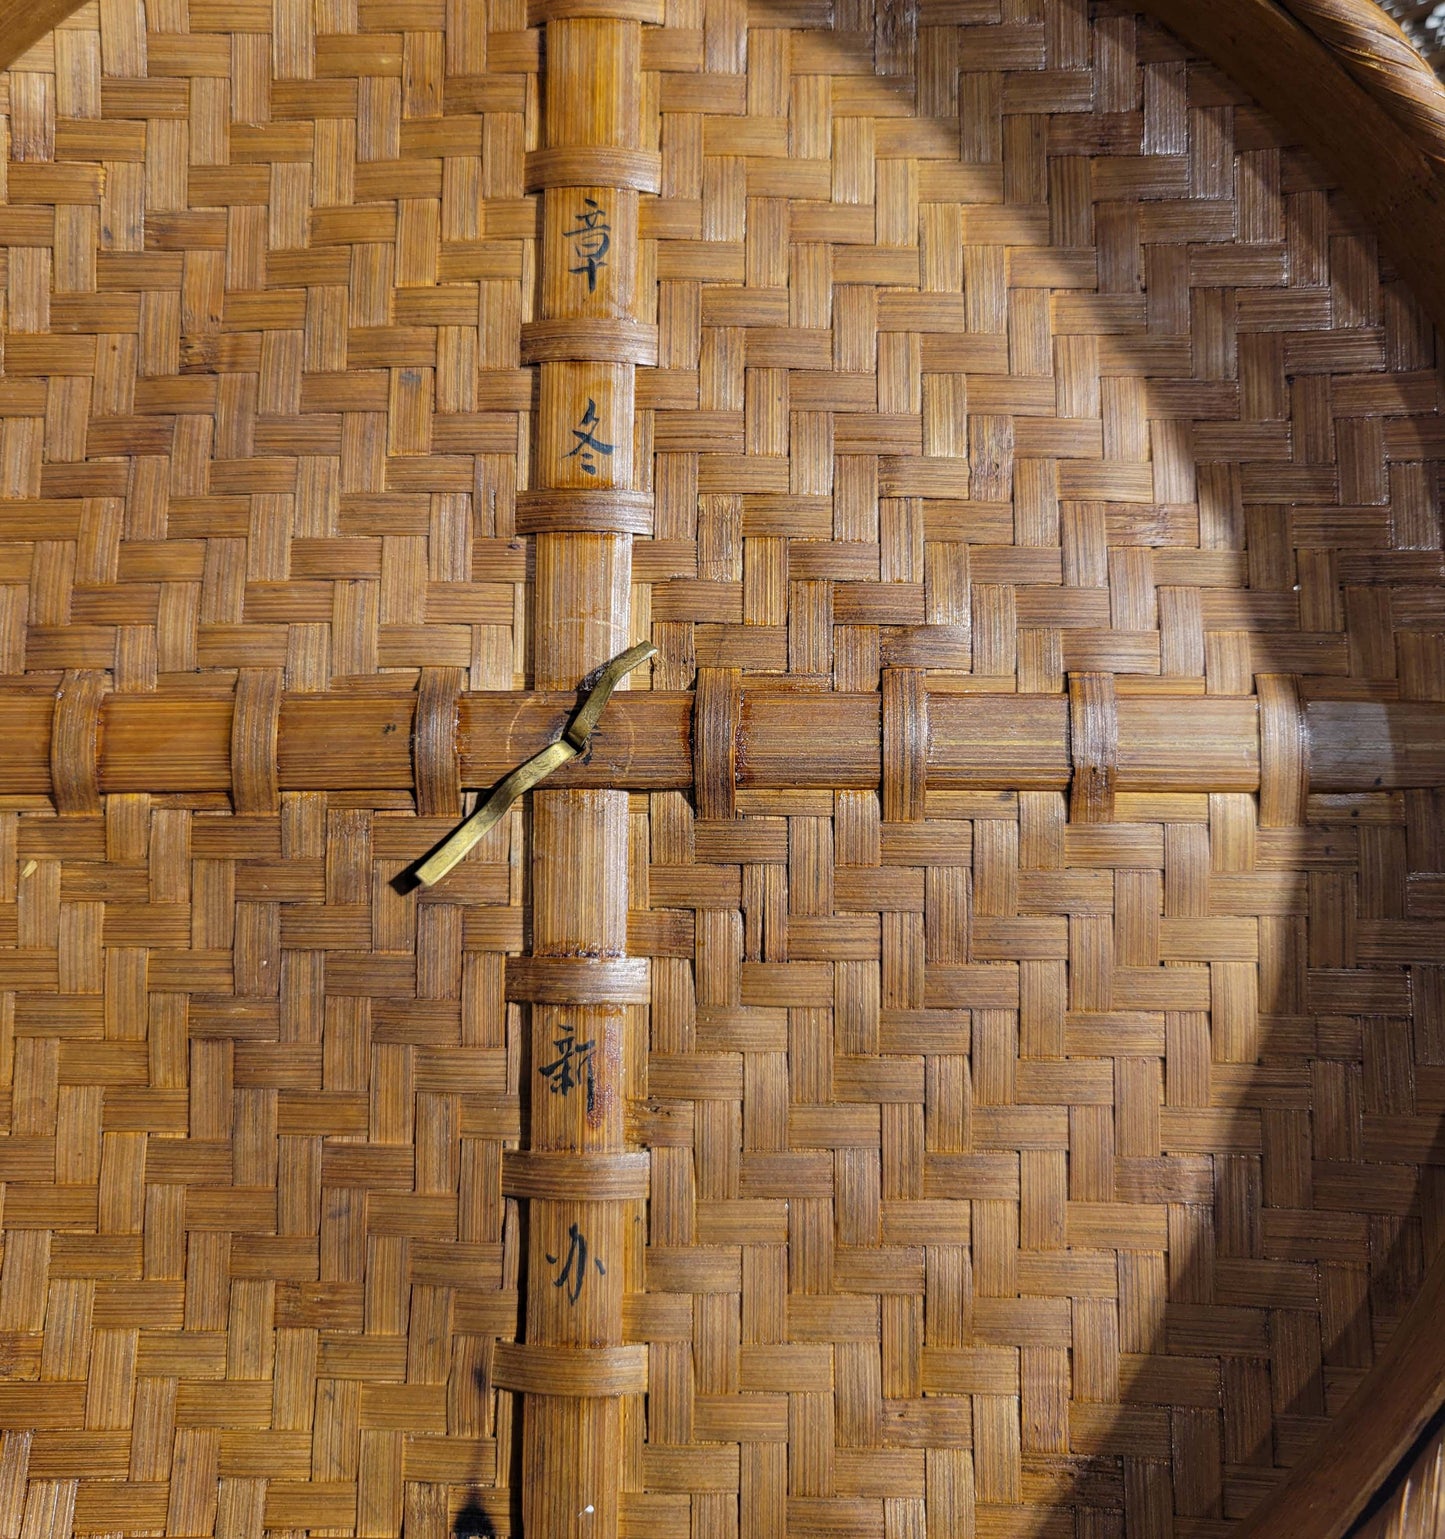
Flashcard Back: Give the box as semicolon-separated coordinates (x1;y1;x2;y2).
527;0;663;23
505;956;651;1004
525;148;662;193
516;489;656;536
521;319;660;367
502;1150;651;1200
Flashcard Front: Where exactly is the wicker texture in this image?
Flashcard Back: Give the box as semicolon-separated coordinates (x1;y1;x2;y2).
0;0;1443;1535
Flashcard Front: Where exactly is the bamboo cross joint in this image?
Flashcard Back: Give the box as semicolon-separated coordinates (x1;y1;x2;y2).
412;641;657;890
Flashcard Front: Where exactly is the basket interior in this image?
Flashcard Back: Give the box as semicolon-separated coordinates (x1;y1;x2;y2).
0;0;1443;1533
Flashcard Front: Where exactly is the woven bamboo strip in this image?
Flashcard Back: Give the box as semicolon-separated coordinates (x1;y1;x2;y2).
2;0;1445;340
0;0;89;74
0;0;1441;335
0;0;1441;342
520;9;649;1537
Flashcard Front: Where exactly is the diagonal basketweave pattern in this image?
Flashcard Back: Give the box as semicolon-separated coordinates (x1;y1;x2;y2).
0;2;537;1534
0;0;1443;1536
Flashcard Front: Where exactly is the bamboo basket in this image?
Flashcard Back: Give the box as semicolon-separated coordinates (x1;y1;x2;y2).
0;0;1442;1535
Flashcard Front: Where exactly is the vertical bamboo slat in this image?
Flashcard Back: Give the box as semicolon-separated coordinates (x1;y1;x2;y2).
519;7;656;1535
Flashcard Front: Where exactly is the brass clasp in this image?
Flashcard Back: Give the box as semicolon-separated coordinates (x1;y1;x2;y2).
412;640;657;889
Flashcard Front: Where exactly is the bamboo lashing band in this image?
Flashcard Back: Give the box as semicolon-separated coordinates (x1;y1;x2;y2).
411;641;657;889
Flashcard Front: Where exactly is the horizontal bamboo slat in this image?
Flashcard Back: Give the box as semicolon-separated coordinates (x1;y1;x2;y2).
4;685;1443;802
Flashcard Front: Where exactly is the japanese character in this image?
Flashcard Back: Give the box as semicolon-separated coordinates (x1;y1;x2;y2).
564;198;611;293
546;1222;606;1306
564;398;615;476
539;1030;597;1115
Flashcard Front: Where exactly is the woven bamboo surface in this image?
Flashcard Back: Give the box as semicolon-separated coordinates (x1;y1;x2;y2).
0;0;1444;1535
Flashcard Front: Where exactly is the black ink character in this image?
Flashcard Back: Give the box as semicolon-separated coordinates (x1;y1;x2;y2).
565;398;614;477
564;198;611;293
546;1222;606;1306
539;1030;596;1115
